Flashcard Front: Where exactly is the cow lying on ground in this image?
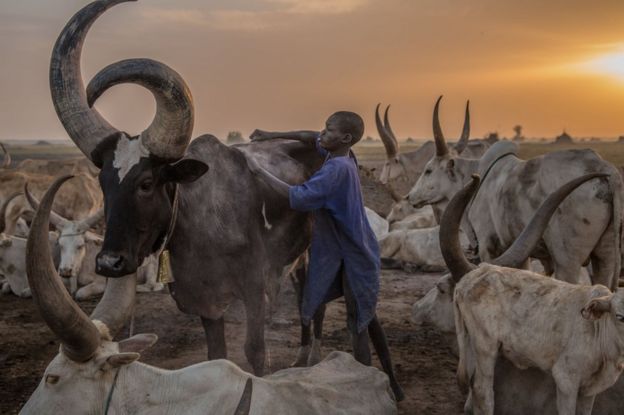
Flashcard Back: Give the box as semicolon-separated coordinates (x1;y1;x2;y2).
21;176;397;415
440;173;624;414
380;226;470;273
24;182;162;299
365;207;389;240
0;193;58;297
386;201;436;230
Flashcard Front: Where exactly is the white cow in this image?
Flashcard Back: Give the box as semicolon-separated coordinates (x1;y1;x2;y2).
386;201;436;231
22;176;397;415
25;182;162;300
0;193;58;297
380;226;470;272
365;207;389;240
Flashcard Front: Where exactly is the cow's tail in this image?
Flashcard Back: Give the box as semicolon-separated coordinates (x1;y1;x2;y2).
454;294;471;393
608;172;623;291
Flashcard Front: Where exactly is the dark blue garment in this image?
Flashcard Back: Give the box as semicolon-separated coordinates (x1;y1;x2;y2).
289;139;380;332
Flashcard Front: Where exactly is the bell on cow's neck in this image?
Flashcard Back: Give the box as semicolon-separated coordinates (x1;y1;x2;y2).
157;249;174;283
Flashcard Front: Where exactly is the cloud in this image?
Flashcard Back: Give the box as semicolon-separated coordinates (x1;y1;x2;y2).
140;0;369;32
268;0;369;15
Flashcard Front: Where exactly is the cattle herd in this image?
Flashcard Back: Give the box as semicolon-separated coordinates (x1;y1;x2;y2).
2;0;624;414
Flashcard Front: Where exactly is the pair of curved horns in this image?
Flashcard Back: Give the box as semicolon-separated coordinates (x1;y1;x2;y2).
50;0;194;167
26;175;136;362
433;96;470;157
375;104;399;159
440;172;608;283
24;182;103;232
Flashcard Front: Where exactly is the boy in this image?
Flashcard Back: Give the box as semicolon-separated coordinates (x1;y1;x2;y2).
246;111;404;401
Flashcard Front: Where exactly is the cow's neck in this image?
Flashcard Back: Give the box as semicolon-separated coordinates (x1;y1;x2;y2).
110;360;247;414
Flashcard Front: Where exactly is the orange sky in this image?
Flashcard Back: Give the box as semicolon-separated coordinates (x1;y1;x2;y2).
1;0;624;142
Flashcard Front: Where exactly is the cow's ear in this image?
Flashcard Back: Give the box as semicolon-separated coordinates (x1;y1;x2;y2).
118;333;158;354
581;295;612;320
161;159;209;183
106;353;140;369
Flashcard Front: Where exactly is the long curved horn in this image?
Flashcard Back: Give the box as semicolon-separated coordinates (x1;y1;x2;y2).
492;173;608;268
0;143;11;168
383;105;399;151
454;100;470;154
375;103;397;159
439;174;478;282
26;175;100;362
0;192;22;234
87;58;194;161
433;96;449;157
233;378;253;415
50;0;135;167
24;182;70;230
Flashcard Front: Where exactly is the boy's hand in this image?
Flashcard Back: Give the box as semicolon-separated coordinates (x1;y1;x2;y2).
250;129;272;141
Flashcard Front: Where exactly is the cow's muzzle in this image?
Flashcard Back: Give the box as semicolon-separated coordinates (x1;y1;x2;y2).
96;251;134;278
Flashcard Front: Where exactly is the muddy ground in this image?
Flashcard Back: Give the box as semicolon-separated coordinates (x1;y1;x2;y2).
0;267;463;414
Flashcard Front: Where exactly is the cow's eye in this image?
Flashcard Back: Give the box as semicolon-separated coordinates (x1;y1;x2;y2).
424;169;432;175
45;374;59;384
616;313;624;322
138;179;153;193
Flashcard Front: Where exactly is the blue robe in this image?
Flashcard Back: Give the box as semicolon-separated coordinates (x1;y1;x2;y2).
289;139;380;332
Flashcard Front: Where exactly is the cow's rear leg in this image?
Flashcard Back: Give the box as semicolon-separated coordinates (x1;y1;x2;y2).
201;317;227;360
244;295;266;376
590;227;618;290
368;315;405;401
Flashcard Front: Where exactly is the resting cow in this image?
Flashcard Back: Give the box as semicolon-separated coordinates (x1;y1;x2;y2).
440;173;624;415
21;176;397;415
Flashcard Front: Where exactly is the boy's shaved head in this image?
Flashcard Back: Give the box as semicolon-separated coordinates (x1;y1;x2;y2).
328;111;365;144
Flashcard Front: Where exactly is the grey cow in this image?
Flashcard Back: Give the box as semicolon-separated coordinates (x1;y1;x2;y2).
374;101;490;196
408;96;623;289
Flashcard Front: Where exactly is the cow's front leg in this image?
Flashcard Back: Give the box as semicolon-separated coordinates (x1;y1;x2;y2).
201;317;227;360
552;369;579;415
576;394;595;415
244;293;266;376
471;352;496;415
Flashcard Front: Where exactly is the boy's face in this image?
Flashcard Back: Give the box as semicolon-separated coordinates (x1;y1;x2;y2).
319;116;352;151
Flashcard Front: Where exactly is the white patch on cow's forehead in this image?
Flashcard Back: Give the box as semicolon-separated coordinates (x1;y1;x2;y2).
262;202;272;230
113;135;150;182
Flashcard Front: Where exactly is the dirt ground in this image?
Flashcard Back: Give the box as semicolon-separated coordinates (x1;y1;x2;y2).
0;267;463;414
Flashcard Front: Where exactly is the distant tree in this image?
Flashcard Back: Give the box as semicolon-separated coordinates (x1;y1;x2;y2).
35;140;51;146
226;131;245;144
484;132;499;144
512;125;524;142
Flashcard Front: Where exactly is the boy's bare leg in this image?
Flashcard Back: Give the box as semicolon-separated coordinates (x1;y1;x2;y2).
342;269;371;365
368;316;405;401
308;304;326;366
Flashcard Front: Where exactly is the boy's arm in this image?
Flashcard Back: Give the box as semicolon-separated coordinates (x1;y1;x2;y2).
250;129;319;146
245;154;291;199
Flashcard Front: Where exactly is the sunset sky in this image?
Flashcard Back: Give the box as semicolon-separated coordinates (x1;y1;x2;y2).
1;0;624;142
